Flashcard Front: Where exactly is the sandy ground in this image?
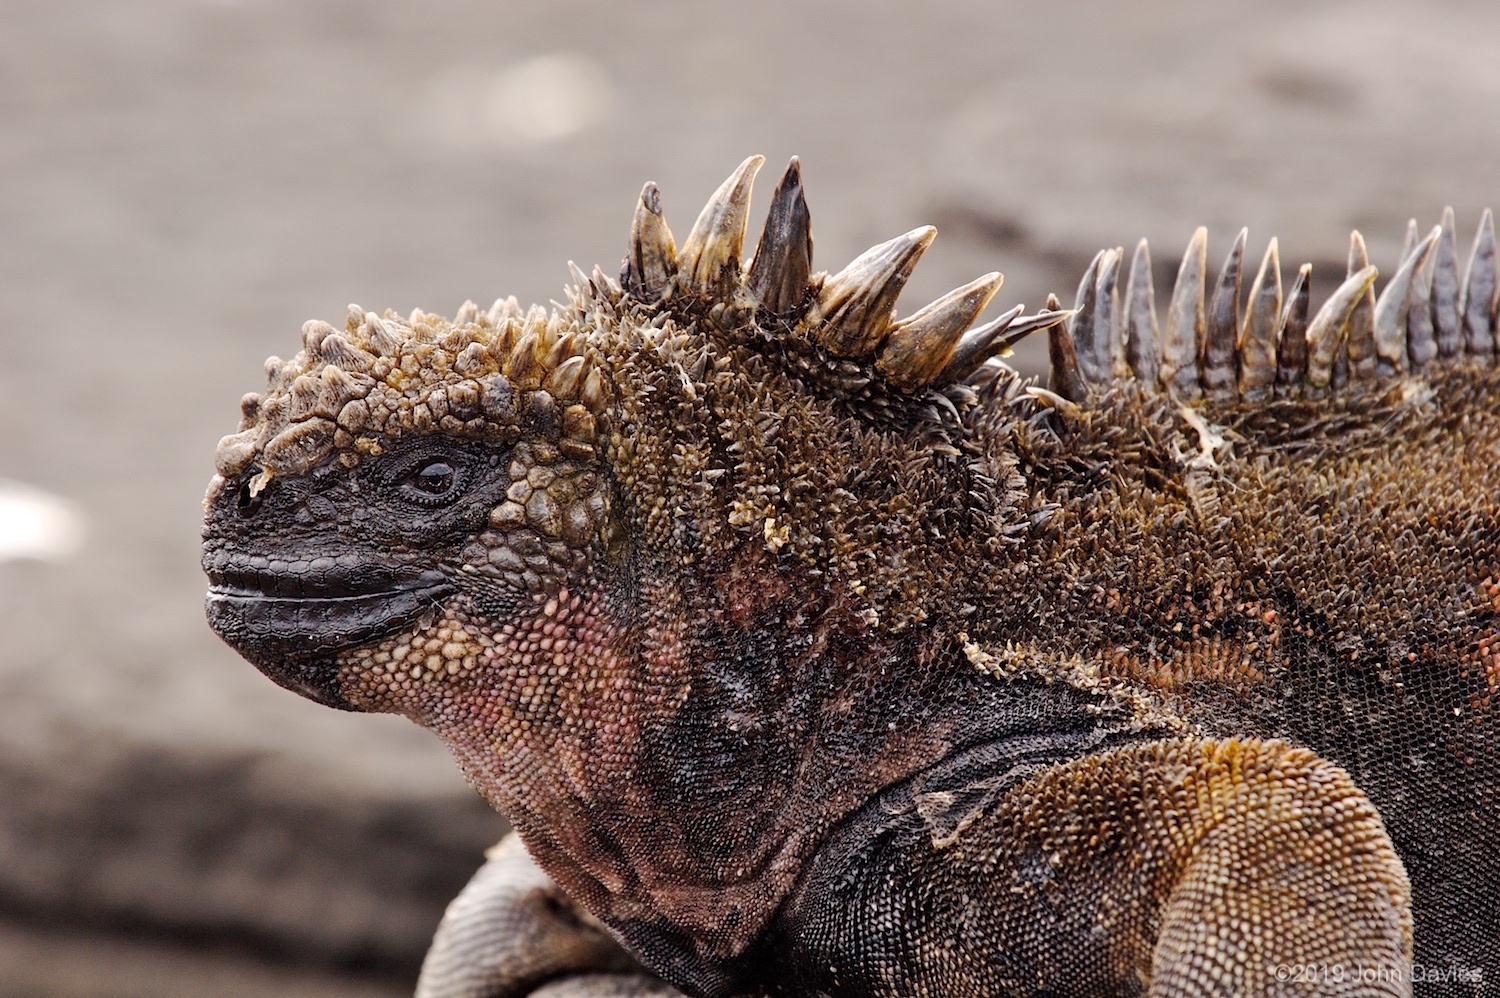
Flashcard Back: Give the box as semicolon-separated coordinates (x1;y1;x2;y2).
1;1;1496;993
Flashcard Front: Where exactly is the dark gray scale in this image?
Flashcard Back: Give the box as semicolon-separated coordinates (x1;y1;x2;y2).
1329;342;1349;391
1047;292;1087;401
1460;208;1497;358
747;158;813;316
1096;248;1126;380
1124;239;1160;386
1406;219;1440;370
1201;228;1246;401
1161;227;1207;399
1274;265;1311;398
1344;232;1378;384
1433;207;1462;358
1068;250;1108;384
1068;246;1125;387
1238;239;1282;402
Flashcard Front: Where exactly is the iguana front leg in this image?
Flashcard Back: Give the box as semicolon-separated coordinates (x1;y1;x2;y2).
417;834;679;998
768;737;1413;996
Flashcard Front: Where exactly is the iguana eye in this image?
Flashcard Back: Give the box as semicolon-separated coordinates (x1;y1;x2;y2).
411;460;456;496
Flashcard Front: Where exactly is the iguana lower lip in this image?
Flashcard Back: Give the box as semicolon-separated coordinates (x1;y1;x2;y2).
204;560;455;704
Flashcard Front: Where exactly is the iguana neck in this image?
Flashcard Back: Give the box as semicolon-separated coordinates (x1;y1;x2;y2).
429;539;1113;964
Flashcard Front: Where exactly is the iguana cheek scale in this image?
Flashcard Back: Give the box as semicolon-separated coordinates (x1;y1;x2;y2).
203;155;1497;996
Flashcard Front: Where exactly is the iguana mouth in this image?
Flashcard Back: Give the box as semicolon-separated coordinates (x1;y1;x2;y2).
204;554;455;707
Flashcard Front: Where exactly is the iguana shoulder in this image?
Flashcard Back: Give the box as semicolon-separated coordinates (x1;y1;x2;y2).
202;157;1498;995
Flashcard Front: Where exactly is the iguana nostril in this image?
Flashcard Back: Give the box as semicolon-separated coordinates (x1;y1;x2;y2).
236;476;263;516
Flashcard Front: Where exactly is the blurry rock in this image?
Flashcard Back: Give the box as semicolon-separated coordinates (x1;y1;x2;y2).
0;737;502;992
0;919;412;998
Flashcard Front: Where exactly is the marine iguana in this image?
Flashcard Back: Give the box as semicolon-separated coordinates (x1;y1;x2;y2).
203;156;1498;996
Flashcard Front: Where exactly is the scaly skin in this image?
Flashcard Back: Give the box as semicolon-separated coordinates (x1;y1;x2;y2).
203;157;1496;996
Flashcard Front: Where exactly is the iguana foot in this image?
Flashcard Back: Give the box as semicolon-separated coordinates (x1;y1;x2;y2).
416;834;678;998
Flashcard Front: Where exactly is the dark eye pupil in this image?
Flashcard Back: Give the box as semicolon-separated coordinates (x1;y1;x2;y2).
415;461;455;494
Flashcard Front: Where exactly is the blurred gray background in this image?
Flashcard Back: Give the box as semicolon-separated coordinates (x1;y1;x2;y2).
1;1;1496;994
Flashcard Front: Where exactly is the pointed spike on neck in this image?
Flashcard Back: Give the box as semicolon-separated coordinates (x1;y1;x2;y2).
1406;223;1440;370
1013;307;1076;346
1375;225;1441;376
1124;238;1160;385
1238;237;1282;400
1202;227;1247;399
1348;229;1370;272
1046;291;1087;401
1275;263;1312;395
877;272;1004;390
1433;206;1462;357
1343;230;1378;381
813;226;937;357
1069;250;1107;383
747;156;814;315
947;306;1079;385
678;155;766;296
1460;208;1498;356
1161;226;1208;398
1097;247;1127;379
624;182;678;297
1305;264;1378;390
937;302;1026;383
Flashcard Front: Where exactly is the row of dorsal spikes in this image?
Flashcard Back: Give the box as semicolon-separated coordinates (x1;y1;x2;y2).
622;155;1072;393
1050;207;1499;403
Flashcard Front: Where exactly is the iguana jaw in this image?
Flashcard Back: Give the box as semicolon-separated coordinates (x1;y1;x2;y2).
205;552;456;708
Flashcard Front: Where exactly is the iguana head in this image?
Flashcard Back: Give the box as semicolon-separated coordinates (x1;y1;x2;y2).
202;156;1079;956
201;273;616;707
202;156;1066;717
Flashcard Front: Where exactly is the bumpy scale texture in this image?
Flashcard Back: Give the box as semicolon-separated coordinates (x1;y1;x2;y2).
203;156;1497;997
